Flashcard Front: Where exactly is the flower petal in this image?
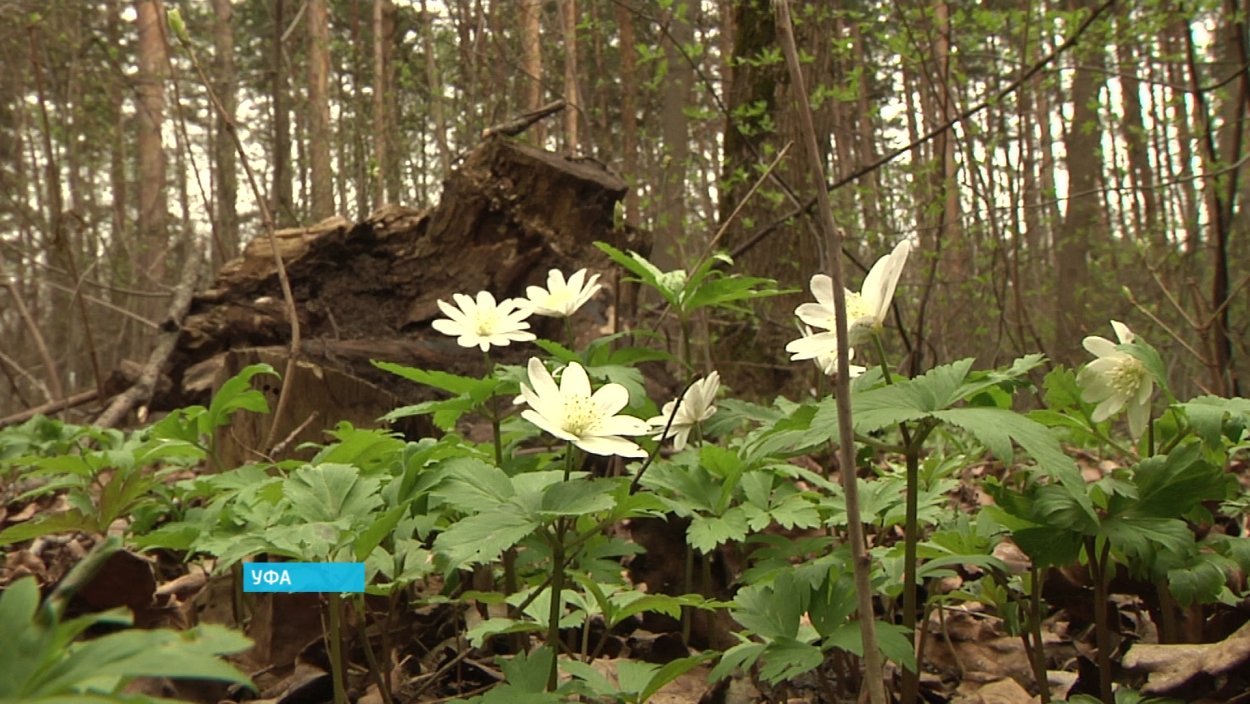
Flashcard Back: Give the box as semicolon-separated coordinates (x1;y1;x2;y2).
521;409;579;443
560;362;593;398
1082;335;1118;359
575;434;646;458
590;382;631;418
1110;320;1135;344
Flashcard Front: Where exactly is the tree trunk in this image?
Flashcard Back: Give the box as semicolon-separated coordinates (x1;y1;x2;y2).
560;0;580;153
135;0;168;298
659;4;693;262
272;0;294;227
520;0;544;146
211;0;238;266
422;0;450;176
372;0;390;208
308;0;335;221
614;2;639;226
1055;0;1106;362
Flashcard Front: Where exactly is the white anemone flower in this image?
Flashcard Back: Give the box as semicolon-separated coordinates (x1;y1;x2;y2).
1077;320;1155;438
785;326;866;377
526;268;603;317
796;240;912;344
647;371;720;450
517;358;650;458
432;291;535;352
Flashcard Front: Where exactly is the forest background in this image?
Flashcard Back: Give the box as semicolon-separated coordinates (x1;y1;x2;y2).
0;0;1245;418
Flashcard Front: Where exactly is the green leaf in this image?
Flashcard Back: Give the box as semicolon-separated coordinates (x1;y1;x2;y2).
1124;442;1230;520
284;464;383;524
435;503;538;567
1180;395;1250;449
689;507;749;553
757;638;823;684
436;458;514;511
538;478;617;517
203;363;277;432
0;510;99;546
464;618;544;649
710;640;766;682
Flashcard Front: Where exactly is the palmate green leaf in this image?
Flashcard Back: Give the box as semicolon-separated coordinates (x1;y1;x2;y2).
435;458;513;511
1122;442;1232;520
1101;516;1194;566
756;638;823;684
709;639;766;682
689;506;749;553
853;359;976;434
464;617;544;649
284;463;383;524
1167;551;1237;607
732;571;809;640
434;502;538;567
354;503;409;561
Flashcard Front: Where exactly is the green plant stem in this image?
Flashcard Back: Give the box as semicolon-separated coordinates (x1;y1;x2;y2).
1027;565;1051;703
901;449;920;703
328;593;349;704
1085;537;1114;704
681;545;695;645
872;332;921;704
564;316;576;351
546;521;567;691
355;595;395;704
546;446;577;691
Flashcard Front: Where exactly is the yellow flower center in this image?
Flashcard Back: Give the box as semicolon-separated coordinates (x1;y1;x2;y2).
1110;357;1147;395
471;308;502;336
845;292;875;324
563;394;599;436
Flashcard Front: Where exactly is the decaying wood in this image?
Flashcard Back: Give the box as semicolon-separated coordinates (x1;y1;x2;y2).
149;136;648;458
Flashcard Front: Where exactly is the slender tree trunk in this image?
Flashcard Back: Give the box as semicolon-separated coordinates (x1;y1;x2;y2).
520;0;544;145
135;0;167;298
422;0;450;175
308;0;334;220
1055;0;1106;361
272;0;294;227
615;2;639;226
372;0;390;208
659;4;693;262
212;0;238;265
560;0;580;153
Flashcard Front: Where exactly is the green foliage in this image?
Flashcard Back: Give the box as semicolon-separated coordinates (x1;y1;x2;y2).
0;540;251;704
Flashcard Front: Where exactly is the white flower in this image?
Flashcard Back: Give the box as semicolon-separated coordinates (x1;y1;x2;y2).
432;291;535;352
525;268;603;317
647;371;720;451
517;358;650;458
1077;320;1154;438
785;326;866;377
796;240;911;345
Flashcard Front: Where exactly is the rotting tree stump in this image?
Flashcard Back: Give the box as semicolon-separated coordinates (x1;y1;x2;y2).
155;136;648;464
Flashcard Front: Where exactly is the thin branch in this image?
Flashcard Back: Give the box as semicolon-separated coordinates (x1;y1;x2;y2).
774;3;886;703
168;11;303;450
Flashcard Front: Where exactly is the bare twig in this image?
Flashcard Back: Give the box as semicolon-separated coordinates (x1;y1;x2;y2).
774;3;886;703
168;11;302;450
